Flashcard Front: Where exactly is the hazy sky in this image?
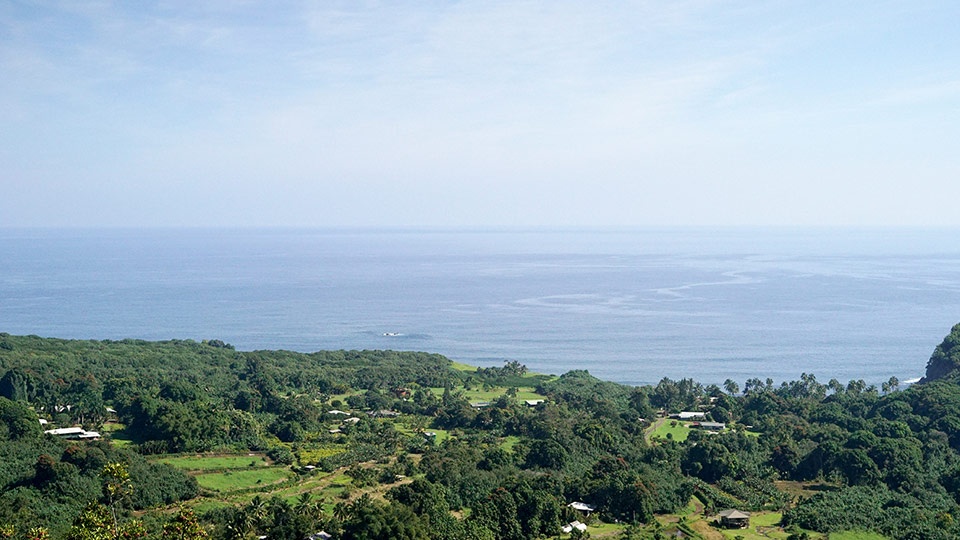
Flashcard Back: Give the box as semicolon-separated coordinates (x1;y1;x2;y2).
2;1;958;228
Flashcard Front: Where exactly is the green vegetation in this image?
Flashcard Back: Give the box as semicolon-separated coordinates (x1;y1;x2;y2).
194;467;293;492
157;454;269;470
3;325;960;539
648;419;693;442
828;532;889;540
430;385;546;402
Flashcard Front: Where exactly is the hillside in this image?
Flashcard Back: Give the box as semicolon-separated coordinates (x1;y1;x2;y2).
921;322;960;383
2;328;960;539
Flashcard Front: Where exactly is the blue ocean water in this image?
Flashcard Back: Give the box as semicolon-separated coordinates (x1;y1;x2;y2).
1;227;959;387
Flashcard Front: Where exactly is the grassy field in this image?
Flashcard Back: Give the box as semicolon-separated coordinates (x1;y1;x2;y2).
500;435;521;453
829;532;888;540
107;428;136;448
195;467;293;492
157;454;269;471
395;425;452;445
583;521;625;537
451;361;479;372
99;422;125;432
750;513;783;527
648;419;693;442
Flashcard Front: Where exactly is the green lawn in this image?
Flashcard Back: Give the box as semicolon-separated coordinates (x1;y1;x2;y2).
750;512;782;527
585;521;625;536
107;428;135;448
195;467;293;492
829;532;888;540
451;361;479;372
156;454;269;471
711;511;826;540
500;435;521;453
649;420;693;442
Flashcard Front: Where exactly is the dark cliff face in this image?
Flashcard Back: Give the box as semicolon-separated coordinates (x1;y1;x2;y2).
921;323;960;383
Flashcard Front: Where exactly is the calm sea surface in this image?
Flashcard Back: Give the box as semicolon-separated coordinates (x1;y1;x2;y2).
2;227;959;387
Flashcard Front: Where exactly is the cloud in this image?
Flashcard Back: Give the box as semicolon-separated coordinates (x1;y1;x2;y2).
2;1;959;227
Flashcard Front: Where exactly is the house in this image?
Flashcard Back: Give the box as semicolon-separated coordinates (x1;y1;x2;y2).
44;427;101;440
342;417;361;424
693;421;726;431
306;532;332;540
568;501;596;515
327;410;349;416
561;521;588;533
470;401;491;409
718;509;751;529
674;411;707;420
524;399;545;407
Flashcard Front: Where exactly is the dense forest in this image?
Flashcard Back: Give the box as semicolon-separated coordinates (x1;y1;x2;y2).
3;324;960;539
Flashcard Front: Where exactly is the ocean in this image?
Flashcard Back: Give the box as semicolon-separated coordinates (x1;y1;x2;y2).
2;227;959;388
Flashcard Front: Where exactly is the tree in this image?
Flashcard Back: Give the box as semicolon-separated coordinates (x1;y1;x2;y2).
524;439;567;470
27;528;49;540
470;488;522;540
682;437;736;483
64;375;106;427
836;448;881;486
101;463;133;537
0;369;33;402
743;378;765;395
339;495;429;540
0;397;41;441
66;503;146;540
846;380;867;395
651;378;682;411
723;379;740;396
163;507;208;540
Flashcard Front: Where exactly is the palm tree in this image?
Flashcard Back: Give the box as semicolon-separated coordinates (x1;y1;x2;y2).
332;502;350;523
246;496;267;534
227;507;253;540
295;492;323;521
295;493;313;514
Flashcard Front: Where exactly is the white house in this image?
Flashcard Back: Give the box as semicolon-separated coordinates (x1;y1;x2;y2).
562;521;588;533
44;427;101;440
568;501;596;514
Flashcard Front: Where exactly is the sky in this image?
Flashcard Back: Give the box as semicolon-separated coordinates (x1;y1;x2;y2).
1;1;958;228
